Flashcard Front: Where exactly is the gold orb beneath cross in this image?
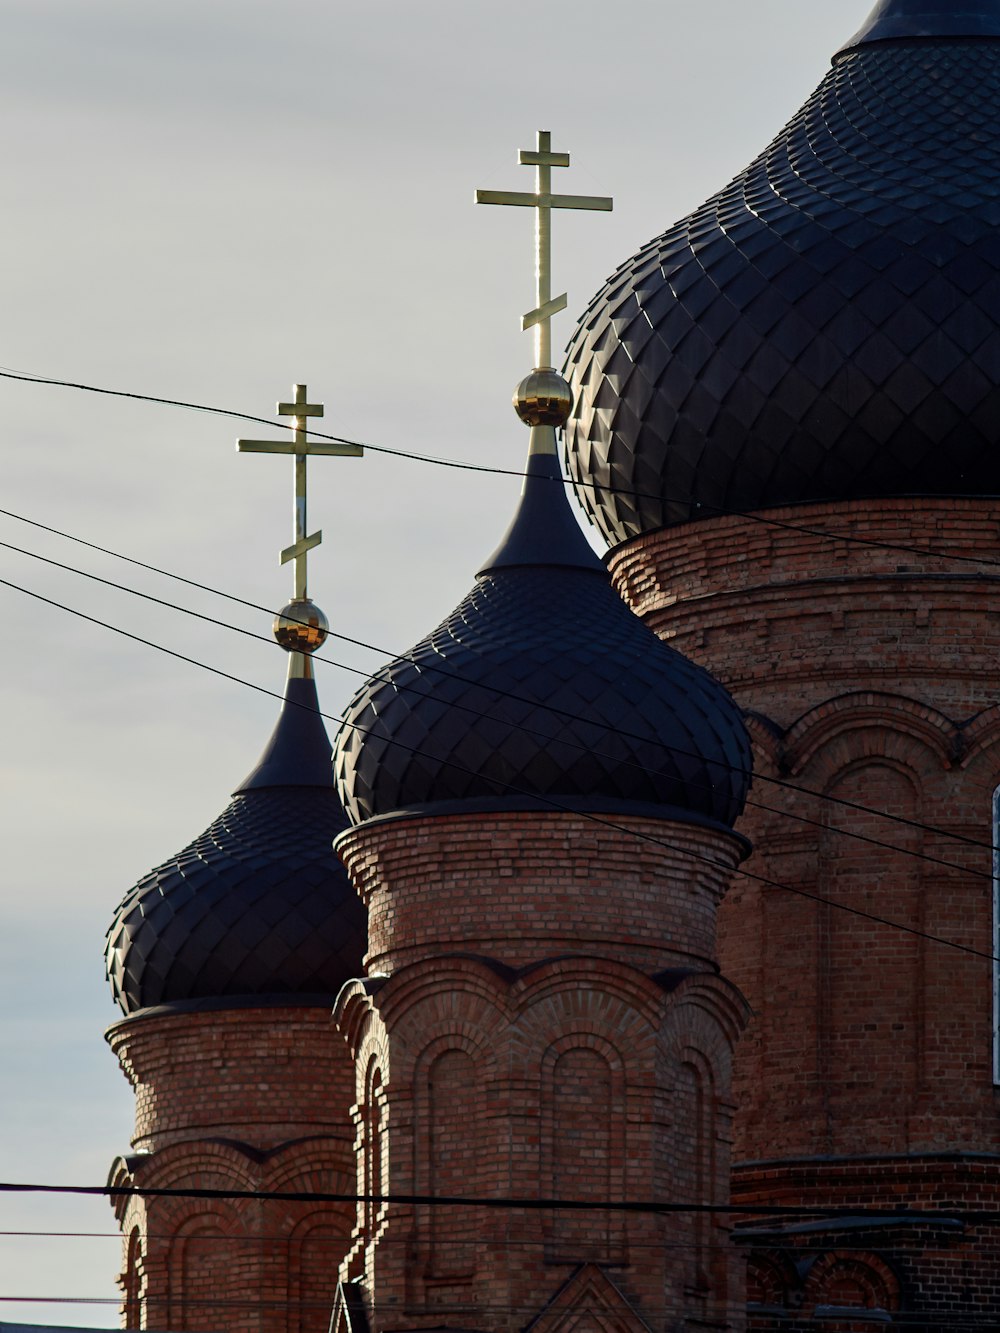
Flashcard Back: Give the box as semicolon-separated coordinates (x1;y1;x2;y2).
513;368;573;427
273;599;329;654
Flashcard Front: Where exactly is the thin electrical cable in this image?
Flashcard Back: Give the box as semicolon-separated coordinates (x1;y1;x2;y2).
0;570;994;968
5;366;1000;574
0;530;989;882
0;502;994;858
5;1178;1000;1220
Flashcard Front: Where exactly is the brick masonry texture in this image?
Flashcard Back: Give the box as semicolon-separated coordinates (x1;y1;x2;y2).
333;810;749;1333
336;810;745;976
610;497;1000;725
611;496;1000;1326
108;1004;356;1333
738;1156;1000;1331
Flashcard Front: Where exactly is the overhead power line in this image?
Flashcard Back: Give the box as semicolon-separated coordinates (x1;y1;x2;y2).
5;365;1000;574
0;568;994;968
0;1179;995;1220
0;528;990;882
0;502;995;861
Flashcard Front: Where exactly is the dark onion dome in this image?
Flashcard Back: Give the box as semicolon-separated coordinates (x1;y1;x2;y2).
333;434;751;830
105;670;367;1015
564;0;1000;546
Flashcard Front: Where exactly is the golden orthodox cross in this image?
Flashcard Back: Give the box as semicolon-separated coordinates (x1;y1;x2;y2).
238;384;363;600
476;130;612;369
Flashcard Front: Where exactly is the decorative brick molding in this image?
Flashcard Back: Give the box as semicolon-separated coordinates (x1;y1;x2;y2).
333;805;749;1333
108;1004;356;1333
736;1155;1000;1328
336;810;746;976
610;498;1000;729
614;495;1000;1327
336;953;747;1333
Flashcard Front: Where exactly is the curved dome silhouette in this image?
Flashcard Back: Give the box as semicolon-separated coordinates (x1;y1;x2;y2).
565;0;1000;545
105;676;367;1015
334;448;751;830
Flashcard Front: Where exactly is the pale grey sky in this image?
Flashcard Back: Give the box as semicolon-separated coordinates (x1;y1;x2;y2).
0;1;870;1321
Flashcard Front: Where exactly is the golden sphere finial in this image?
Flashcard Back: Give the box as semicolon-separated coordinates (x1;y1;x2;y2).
273;598;329;654
513;367;573;427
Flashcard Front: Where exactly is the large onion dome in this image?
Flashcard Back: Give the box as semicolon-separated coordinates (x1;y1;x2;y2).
334;434;751;830
564;0;1000;546
105;668;367;1015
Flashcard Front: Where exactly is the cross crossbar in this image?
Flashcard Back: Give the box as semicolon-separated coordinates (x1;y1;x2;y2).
476;131;612;367
237;382;362;600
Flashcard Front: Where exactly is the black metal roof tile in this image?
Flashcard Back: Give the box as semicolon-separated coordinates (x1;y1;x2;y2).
105;676;367;1016
333;447;751;829
565;23;1000;541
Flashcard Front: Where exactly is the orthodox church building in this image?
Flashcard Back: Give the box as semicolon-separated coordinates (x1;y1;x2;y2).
103;2;1000;1331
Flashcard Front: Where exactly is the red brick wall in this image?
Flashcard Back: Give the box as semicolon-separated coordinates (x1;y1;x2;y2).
334;811;749;1333
738;1156;1000;1328
108;1005;355;1153
611;498;1000;1325
337;810;744;976
610;498;1000;726
108;1004;357;1333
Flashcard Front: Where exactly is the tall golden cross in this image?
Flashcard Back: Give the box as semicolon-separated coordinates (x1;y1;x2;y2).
476;130;612;369
238;384;363;600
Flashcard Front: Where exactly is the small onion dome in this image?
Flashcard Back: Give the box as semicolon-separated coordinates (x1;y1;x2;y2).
105;671;366;1015
333;436;751;829
564;0;1000;547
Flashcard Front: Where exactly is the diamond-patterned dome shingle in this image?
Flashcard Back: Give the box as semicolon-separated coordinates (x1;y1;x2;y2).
105;676;367;1015
333;447;751;829
564;19;1000;545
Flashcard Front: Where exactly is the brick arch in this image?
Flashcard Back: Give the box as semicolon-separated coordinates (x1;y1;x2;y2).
818;756;922;1140
357;1054;388;1260
408;1023;501;1274
263;1138;357;1194
334;977;386;1059
512;955;666;1030
109;1155;136;1228
119;1224;144;1329
286;1209;352;1333
745;711;784;778
678;1046;720;1295
659;974;749;1081
390;995;508;1082
167;1207;241;1332
803;1250;902;1316
539;1032;627;1264
413;1043;484;1280
373;955;510;1027
538;1029;627;1086
126;1139;263;1193
783;692;957;778
661;973;751;1063
337;988;391;1096
959;704;1000;775
746;1248;797;1309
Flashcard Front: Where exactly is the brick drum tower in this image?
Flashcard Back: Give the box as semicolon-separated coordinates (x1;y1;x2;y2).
103;395;367;1333
328;141;757;1330
566;0;1000;1325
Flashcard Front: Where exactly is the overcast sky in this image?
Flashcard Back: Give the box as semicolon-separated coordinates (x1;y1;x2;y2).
0;1;873;1322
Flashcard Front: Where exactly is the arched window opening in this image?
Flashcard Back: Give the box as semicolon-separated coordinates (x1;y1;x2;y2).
546;1045;618;1262
122;1226;143;1330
